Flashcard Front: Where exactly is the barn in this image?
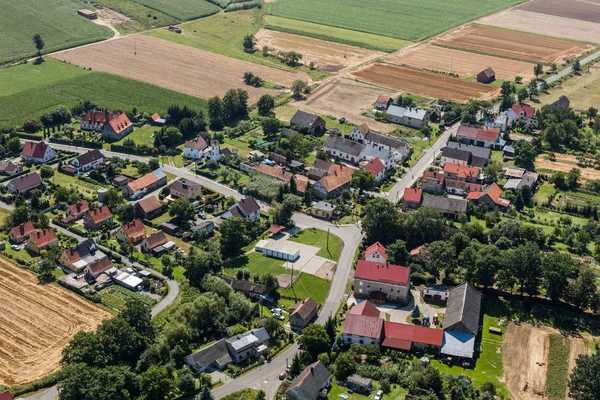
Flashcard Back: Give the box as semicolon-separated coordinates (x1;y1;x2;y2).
476;67;495;84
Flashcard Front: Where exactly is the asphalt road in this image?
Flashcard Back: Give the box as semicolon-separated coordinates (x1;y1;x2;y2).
545;49;600;85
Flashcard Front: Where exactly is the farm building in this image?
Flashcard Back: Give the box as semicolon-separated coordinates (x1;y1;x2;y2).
136;195;164;219
375;95;393;110
421;196;467;219
312;164;354;199
382;321;444;352
290;110;326;134
21;141;56;164
503;170;538;191
77;9;97;19
289;297;318;330
456;125;504;149
354;260;411;303
443;142;490;168
551;95;570;108
466;183;511;210
349;124;411;162
423;284;451;302
421;170;445;194
150;113;166;125
476;67;495;83
441;283;482;359
80;110;133;140
114;272;143;291
255;239;300;262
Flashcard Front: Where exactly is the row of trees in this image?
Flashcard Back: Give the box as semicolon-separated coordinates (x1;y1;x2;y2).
208;89;249;129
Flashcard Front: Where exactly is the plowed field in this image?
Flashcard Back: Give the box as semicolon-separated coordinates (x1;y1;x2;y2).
52;35;302;103
518;0;600;24
0;259;111;386
387;43;536;81
435;25;594;64
352;63;499;103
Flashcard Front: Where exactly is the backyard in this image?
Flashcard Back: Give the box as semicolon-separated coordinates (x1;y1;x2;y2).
288;228;343;261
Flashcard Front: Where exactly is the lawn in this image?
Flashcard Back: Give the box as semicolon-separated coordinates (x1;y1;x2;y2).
224;253;289;277
0;60;208;129
539;64;600;112
266;0;523;42
99;285;157;312
131;0;219;20
0;0;113;63
91;0;178;34
116;124;158;146
534;183;555;204
546;335;570;400
263;15;411;53
288;228;343;261
279;272;330;304
50;171;105;198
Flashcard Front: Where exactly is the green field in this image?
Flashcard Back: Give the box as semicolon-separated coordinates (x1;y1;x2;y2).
279;272;330;304
264;15;411;53
546;335;571;400
92;0;178;34
0;60;208;129
131;0;219;20
266;0;523;42
116;125;158;146
0;0;113;64
288;228;343;261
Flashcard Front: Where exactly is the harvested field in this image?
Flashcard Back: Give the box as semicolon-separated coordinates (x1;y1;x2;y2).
518;0;600;24
386;43;536;81
536;153;600;182
477;10;600;45
0;259;111;386
52;35;302;103
295;77;400;133
254;29;383;72
539;64;600;112
352;63;499;103
434;25;594;64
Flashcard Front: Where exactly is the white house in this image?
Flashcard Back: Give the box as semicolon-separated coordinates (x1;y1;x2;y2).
361;143;394;171
349;124;411;162
509;104;538;128
222;196;261;223
323;136;394;171
364;242;387;262
364;157;385;182
204;140;222;162
70;149;104;173
183;136;208;159
21;141;56;164
385;105;430;129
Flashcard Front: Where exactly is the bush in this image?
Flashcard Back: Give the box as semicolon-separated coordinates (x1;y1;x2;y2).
22;118;43;133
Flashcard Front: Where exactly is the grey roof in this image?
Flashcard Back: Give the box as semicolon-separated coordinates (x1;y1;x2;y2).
280;127;297;138
361;143;393;161
186;339;232;370
313;201;336;212
222;276;266;295
503;145;515;154
386;105;429;121
365;131;410;153
313;159;333;171
551;95;570;108
441;331;476;358
519;171;538;189
226;328;270;351
290;110;323;128
324;136;365;157
9;172;42;191
287;361;331;400
503;179;520;190
444;283;482;335
192;220;214;232
479;67;495;78
347;374;372;386
152;168;166;181
74;149;103;166
422;195;467;214
442;147;471;162
445;142;491;161
237;196;261;216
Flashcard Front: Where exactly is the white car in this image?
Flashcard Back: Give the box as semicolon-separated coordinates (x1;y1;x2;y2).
374;390;383;400
271;308;282;314
275;314;285;321
10;245;20;251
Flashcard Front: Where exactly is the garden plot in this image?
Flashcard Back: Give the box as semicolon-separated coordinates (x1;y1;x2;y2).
535;153;600;182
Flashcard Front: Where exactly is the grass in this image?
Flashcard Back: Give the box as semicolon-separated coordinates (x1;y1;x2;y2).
116;124;158;146
279;272;330;304
546;335;571;400
266;0;523;42
263;15;411;53
534;183;555;203
49;170;104;197
99;284;157;312
288;228;343;261
0;59;208;129
130;0;219;20
91;0;178;34
0;0;113;64
539;65;600;112
224;253;289;277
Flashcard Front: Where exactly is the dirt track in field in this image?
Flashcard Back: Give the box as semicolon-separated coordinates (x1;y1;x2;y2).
52;35;303;103
535;153;600;182
255;29;383;72
0;259;111;386
518;0;600;24
386;43;536;81
351;62;499;103
477;10;600;44
434;25;594;64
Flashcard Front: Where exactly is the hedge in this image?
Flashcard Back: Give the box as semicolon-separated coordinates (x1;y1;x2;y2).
49;137;102;149
110;144;154;156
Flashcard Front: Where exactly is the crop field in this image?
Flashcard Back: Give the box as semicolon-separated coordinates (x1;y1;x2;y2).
0;60;208;129
0;259;111;386
263;15;411;53
535;153;600;182
539;64;600;111
352;63;500;103
129;0;219;20
0;0;113;63
255;29;382;72
92;0;178;34
387;43;536;81
477;10;600;45
266;0;523;42
518;0;600;24
434;25;594;64
53;35;301;104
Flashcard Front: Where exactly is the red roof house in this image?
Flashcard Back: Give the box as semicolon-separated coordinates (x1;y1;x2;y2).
9;222;36;243
354;260;411;303
364;157;385;182
456;125;501;147
84;205;113;230
343;313;384;345
355;260;410;286
382;321;444;351
402;188;422;211
349;300;380;318
21;141;56;164
27;228;59;254
364;242;387;262
467;182;511;208
116;218;146;244
67;200;89;219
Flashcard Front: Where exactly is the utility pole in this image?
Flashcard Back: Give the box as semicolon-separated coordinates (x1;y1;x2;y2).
450;56;453;74
326;228;330;251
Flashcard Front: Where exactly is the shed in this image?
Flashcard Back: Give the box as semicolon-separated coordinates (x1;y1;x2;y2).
347;375;372;394
477;67;495;84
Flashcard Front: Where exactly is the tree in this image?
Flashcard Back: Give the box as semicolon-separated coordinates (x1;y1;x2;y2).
351;168;376;191
573;59;582;73
298;324;330;360
586;107;598;123
289;175;298;195
7;137;22;154
115;203;136;224
178;368;196;394
261;117;281;136
552;171;568;190
257;94;275;116
569;349;600;400
184;251;222;287
32;33;45;59
102;188;125;209
411;305;420;318
270;195;300;226
219;217;249;257
568;265;599;311
289;353;302;378
40;165;54;179
332;352;357;381
362;198;400;245
58;364;139;400
527;79;539;99
483;161;503;183
291;80;308;98
122;297;154;340
505;242;542;296
61;331;105;367
542;252;578;302
169;198;195;222
97;317;145;366
208;96;224;128
139;366;174;400
514;141;538;171
196;384;214;400
8;205;30;227
242;34;255;52
517;87;529;104
39;257;57;281
387;239;409;266
533;63;544;79
567;167;581;189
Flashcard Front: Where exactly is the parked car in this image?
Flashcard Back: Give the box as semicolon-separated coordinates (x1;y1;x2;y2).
271;308;282;314
275;314;285;321
279;372;287;380
375;390;383;400
10;245;20;251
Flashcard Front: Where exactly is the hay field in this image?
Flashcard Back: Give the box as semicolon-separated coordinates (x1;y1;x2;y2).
0;259;111;386
52;35;302;103
539;64;600;111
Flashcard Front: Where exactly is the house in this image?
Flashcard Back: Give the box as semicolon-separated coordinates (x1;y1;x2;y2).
170;179;202;200
348;300;381;318
66;200;89;220
349;124;411;162
141;231;169;254
421;195;467;219
285;361;331;400
222;196;261;223
288;297;318;330
256;162;293;183
27;228;59;254
476;67;495;83
503;171;538;191
0;162;22;176
385;105;430;129
191;220;214;237
150;113;166;125
83;205;113;230
456;125;504;150
382;321;444;352
183;136;208;159
402;188;422;211
503;145;515;159
70;149;104;173
80;110;118;131
21;141;56;164
222;276;266;297
346;375;373;394
124;169;167;199
225;328;270;363
312;164;354;199
551;95;570;108
311;201;336;220
102;113;134;141
60;239;113;279
202;140;225;162
343;313;384;346
136;196;164;219
323;136;365;164
364;242;387;263
443;163;483;195
184;339;232;373
354;260;411;303
7;172;42;194
363;157;386;182
290;110;326;134
116;219;147;244
510;104;538;127
441;283;482;359
375;95;393;110
467;183;511;209
269;153;305;172
423;284;451;302
441;143;490;168
159;222;180;235
9;222;36;243
421;170;445;194
113;175;130;188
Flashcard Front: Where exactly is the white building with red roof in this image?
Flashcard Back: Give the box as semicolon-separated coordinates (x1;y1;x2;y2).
342;313;384;346
26;228;59;254
354;260;411;303
363;242;387;263
456;125;504;149
84;205;113;231
80;110;133;141
21;141;55;164
509;104;538;127
184;136;208;159
363;157;385;182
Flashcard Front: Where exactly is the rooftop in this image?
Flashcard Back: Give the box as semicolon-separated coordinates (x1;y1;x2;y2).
343;313;384;339
382;320;444;348
403;188;423;204
355;260;410;286
88;205;112;224
349;301;381;318
364;242;387;261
